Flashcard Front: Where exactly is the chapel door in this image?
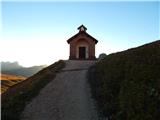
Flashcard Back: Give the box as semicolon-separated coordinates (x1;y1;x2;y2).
79;47;86;59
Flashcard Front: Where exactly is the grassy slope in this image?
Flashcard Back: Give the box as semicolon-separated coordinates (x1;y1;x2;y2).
1;60;65;120
1;74;26;93
88;40;160;120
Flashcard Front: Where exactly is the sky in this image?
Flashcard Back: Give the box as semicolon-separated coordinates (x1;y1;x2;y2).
1;0;159;67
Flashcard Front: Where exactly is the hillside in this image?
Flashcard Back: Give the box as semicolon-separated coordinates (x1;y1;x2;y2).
2;60;65;120
1;74;26;93
88;40;160;120
1;61;47;77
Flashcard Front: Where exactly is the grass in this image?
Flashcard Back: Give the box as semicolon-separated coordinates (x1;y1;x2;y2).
88;40;160;120
1;74;26;81
1;60;65;120
1;74;26;93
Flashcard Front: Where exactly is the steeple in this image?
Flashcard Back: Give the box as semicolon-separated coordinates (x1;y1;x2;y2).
77;24;87;32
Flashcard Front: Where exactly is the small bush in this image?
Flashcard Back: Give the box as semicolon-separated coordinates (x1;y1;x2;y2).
98;53;107;60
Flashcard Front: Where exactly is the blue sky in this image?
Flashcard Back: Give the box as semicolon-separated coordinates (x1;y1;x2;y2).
1;1;160;67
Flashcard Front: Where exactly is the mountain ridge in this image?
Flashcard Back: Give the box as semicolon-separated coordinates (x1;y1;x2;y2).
1;61;47;77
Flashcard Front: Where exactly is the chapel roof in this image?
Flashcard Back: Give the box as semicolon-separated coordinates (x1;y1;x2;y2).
67;25;98;44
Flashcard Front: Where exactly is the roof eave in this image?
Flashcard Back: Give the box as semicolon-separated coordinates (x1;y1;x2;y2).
67;32;98;44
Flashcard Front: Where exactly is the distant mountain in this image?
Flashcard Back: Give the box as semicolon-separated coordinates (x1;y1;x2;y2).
1;61;22;71
1;62;47;77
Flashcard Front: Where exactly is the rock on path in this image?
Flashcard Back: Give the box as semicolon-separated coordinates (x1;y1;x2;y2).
21;60;98;120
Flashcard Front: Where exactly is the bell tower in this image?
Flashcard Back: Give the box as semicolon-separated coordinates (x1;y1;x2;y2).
77;25;87;32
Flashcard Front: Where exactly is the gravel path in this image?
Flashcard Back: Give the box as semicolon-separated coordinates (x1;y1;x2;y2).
21;60;98;120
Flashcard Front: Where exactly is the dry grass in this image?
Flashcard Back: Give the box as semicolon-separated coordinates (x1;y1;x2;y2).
1;74;26;93
1;74;26;80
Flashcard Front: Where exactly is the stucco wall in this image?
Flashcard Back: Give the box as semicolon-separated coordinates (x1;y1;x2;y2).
69;34;96;60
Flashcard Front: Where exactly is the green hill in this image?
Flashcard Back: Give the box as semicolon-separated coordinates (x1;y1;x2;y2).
88;40;160;120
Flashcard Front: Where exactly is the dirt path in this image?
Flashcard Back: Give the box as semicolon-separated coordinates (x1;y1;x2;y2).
21;60;98;120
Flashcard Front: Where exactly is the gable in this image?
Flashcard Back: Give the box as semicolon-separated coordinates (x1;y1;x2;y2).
67;32;98;44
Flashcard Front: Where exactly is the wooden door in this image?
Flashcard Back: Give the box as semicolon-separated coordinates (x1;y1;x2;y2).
79;47;86;59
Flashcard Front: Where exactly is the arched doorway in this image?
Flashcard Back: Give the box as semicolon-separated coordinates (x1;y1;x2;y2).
76;39;89;59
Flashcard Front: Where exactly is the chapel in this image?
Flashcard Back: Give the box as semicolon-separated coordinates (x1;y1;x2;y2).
67;25;98;60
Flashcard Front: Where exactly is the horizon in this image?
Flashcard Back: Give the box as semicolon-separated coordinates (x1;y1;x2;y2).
1;39;160;68
1;1;159;67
